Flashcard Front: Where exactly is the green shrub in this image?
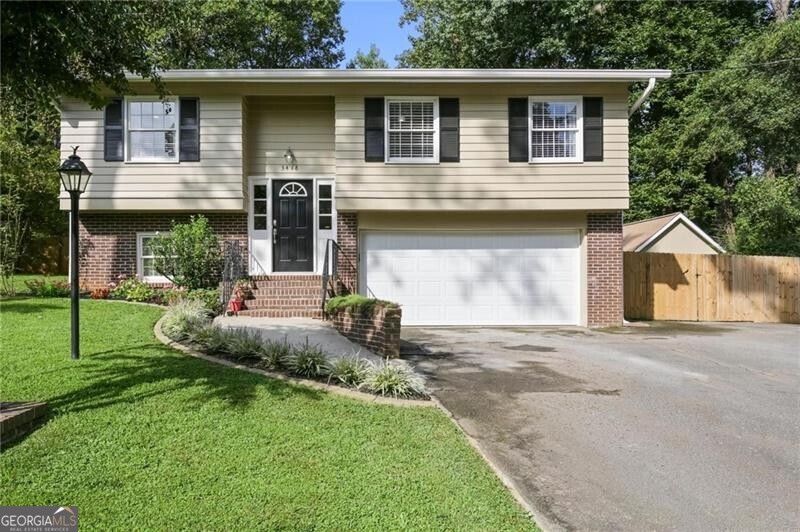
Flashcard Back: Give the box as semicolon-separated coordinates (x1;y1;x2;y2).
260;338;292;370
24;277;70;297
148;216;223;290
328;355;370;387
110;276;156;303
226;328;267;361
325;294;398;316
161;299;212;341
362;360;426;398
287;339;330;378
190;325;232;356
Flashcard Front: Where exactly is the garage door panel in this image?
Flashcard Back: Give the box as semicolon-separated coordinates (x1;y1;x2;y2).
362;231;580;326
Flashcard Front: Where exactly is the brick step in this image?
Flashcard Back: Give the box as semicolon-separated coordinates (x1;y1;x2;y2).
246;299;322;309
251;288;323;297
250;275;323;283
237;309;323;319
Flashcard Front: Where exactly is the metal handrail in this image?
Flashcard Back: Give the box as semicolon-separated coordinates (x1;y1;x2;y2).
321;238;376;318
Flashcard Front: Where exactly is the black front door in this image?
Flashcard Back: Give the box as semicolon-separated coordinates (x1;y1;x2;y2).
272;180;314;272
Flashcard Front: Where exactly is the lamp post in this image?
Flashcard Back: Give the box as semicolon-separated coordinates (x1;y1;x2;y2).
58;146;92;360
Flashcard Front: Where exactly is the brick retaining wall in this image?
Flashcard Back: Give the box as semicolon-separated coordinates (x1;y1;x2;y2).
331;305;401;358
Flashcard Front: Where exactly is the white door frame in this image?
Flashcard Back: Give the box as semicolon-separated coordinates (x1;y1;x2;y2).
247;175;336;275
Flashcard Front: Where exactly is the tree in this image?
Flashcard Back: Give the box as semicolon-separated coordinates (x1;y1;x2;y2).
346;44;389;69
729;176;800;256
153;0;345;69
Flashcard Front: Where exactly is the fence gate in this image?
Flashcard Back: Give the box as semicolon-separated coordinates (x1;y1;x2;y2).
624;252;800;324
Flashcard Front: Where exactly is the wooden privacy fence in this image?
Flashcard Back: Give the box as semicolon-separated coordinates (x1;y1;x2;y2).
624;252;800;324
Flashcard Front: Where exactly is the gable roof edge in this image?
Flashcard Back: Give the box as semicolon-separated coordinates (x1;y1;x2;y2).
635;213;726;253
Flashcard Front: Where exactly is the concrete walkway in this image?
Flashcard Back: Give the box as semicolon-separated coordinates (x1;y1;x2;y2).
214;316;381;363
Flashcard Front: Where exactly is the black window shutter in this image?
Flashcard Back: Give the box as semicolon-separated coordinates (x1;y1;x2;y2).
583;97;603;162
104;98;124;161
179;97;200;162
364;97;384;162
439;98;460;162
508;98;528;162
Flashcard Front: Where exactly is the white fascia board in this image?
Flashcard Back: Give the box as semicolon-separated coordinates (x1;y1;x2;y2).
636;213;726;253
127;68;672;83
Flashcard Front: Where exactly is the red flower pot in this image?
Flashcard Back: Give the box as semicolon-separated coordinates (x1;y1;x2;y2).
228;299;243;314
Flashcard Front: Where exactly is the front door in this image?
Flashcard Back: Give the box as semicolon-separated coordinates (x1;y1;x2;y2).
272;180;314;272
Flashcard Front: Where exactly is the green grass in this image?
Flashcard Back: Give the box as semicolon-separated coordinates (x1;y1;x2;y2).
0;298;535;531
2;274;67;296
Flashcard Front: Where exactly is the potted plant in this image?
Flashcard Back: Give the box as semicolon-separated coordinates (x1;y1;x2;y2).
227;278;252;315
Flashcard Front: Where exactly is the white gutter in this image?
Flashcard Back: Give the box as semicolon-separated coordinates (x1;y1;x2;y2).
628;77;657;117
126;68;673;84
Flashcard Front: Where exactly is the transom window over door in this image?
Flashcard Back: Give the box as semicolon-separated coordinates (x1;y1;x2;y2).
529;97;582;162
386;98;439;163
127;100;178;162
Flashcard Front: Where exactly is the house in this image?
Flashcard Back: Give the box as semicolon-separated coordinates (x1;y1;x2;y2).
623;213;725;255
59;68;671;327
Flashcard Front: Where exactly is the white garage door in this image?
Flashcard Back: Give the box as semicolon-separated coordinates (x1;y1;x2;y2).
362;231;581;326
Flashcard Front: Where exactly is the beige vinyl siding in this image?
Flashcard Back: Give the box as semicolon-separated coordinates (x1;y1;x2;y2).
59;96;244;211
335;83;630;211
245;96;334;178
644;222;721;254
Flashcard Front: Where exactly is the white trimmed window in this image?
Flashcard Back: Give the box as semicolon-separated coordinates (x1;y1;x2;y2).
126;99;179;162
137;233;169;283
385;97;439;163
529;97;582;162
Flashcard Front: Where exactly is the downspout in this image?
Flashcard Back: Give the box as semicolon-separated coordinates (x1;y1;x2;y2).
628;77;657;117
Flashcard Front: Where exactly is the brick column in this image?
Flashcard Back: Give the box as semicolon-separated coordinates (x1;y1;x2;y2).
336;212;359;294
587;211;624;327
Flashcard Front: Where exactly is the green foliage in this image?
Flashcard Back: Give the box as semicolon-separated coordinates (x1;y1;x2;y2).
190;325;232;356
165;287;222;313
325;294;398;315
362;360;427;399
149;216;223;290
110;277;156;303
260;339;292;371
729;176;800;256
287;340;331;378
23;277;71;298
161;299;213;341
328;355;371;387
224;328;268;361
153;0;345;70
346;43;390;68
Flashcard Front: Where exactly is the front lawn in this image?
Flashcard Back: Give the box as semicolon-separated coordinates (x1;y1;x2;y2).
0;298;535;530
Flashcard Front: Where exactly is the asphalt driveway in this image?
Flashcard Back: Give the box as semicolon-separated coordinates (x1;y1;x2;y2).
402;322;800;531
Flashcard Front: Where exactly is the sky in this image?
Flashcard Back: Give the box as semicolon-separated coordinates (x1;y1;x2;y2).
340;0;415;67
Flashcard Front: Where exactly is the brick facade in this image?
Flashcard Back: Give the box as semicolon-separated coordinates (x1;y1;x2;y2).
586;211;624;327
331;305;402;358
335;212;359;293
78;212;247;289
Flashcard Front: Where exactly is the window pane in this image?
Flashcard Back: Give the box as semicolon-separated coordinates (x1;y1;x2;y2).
141;237;154;256
319;200;331;214
254;185;267;199
531;130;576;159
254;200;266;215
319;184;332;199
254;216;267;230
142;257;158;277
319;215;332;230
389;131;434;159
388;101;434;131
531;100;577;131
129;131;177;160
